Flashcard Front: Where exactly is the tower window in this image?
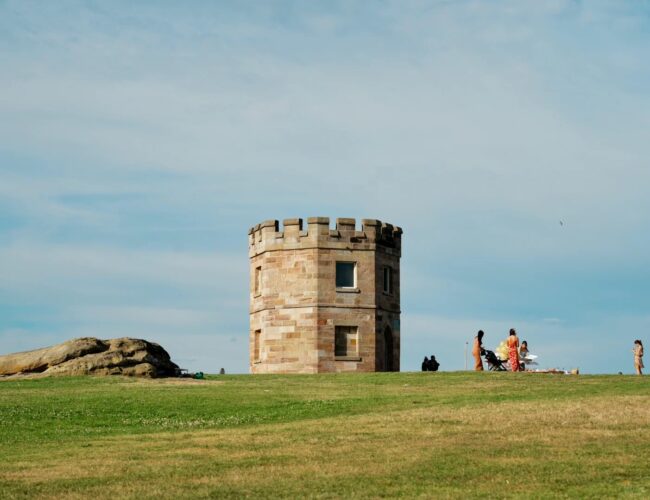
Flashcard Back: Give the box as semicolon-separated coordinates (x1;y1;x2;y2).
254;266;262;295
336;262;356;288
383;266;393;294
335;326;358;357
254;329;261;362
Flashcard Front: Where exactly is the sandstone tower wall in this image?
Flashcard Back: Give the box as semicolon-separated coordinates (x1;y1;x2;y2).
249;217;402;374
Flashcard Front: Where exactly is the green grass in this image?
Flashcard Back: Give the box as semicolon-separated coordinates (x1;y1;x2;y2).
1;372;649;498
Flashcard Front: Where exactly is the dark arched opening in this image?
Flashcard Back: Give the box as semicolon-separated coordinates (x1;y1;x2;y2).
383;326;394;372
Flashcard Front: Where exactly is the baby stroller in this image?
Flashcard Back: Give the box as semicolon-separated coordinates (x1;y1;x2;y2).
483;349;507;371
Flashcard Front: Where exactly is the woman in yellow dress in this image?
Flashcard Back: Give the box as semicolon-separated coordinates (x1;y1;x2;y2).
473;330;485;371
507;328;520;372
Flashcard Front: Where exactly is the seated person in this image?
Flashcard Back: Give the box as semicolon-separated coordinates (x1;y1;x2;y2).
520;340;529;358
519;341;534;371
429;355;440;372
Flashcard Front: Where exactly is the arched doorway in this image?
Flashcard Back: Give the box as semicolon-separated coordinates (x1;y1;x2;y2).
383;326;394;372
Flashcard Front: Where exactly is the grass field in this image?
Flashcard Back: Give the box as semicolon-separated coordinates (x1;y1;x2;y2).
1;372;649;499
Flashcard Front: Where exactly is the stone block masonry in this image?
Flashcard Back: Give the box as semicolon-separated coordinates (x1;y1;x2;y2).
249;217;402;374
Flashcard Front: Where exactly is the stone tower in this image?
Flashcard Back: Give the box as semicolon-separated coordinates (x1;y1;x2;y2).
248;217;402;374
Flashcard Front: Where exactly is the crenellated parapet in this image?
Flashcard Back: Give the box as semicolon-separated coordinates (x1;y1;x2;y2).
248;217;402;256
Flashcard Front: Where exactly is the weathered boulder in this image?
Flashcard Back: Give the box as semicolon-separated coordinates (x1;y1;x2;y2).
0;337;179;378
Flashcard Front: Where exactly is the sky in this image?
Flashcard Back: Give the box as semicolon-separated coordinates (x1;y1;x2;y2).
1;0;649;374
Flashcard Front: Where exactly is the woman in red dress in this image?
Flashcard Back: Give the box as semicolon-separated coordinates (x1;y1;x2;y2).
473;330;485;371
507;328;520;372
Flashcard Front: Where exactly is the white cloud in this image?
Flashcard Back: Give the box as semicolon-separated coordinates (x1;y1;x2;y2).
70;305;215;328
0;242;246;306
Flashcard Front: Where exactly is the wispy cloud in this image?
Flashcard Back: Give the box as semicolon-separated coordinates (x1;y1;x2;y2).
0;243;243;295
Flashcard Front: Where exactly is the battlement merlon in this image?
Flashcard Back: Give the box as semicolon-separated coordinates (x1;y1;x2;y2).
248;217;402;254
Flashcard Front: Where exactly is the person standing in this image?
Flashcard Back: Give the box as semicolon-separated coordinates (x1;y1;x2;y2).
633;340;644;375
473;330;485;371
507;328;520;372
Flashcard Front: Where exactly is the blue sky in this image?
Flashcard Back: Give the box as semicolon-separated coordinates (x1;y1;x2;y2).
1;0;649;374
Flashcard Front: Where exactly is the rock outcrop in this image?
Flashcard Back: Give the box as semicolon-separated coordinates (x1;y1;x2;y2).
0;337;179;378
